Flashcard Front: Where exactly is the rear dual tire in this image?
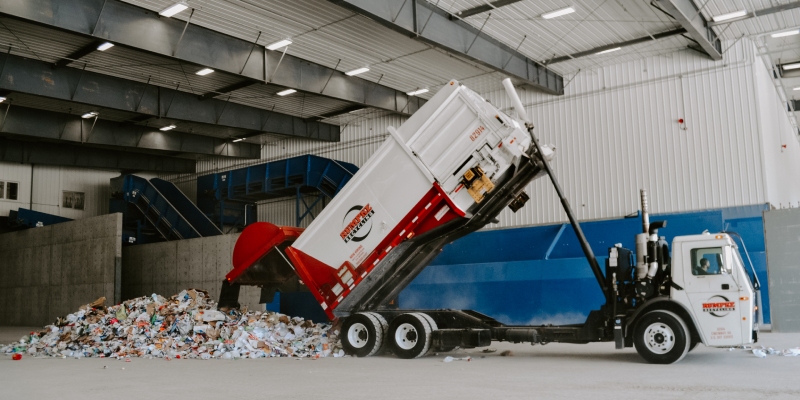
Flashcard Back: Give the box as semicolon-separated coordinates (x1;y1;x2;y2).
388;313;435;359
341;312;386;357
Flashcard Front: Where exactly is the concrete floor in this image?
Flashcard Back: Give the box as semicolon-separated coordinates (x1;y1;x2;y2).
2;326;799;399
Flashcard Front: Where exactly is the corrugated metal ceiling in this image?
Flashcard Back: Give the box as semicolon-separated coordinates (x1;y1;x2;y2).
3;0;800;145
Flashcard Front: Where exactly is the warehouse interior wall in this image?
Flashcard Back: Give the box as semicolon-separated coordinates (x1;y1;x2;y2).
753;53;800;209
763;207;800;332
0;213;122;326
121;233;262;308
0;161;119;220
481;38;767;228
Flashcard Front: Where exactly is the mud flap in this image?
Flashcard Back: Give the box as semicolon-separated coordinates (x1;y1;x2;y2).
218;280;241;309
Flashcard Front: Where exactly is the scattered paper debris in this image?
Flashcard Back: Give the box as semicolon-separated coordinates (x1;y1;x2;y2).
482;348;497;353
443;356;472;362
752;349;766;358
500;350;514;357
0;289;342;360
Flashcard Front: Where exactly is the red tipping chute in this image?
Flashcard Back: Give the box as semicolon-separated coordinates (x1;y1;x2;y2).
227;222;304;283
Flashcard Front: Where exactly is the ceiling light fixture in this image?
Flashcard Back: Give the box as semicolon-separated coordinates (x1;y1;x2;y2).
232;138;244;142
711;10;747;22
542;7;575;19
81;111;99;119
596;47;621;55
794;87;800;91
196;68;214;76
0;97;6;103
407;88;429;96
772;29;800;38
783;62;800;70
277;89;297;96
97;42;114;51
159;2;188;17
266;39;292;51
345;67;370;76
160;124;177;131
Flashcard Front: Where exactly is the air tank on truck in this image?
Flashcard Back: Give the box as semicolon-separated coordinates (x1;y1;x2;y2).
220;79;761;364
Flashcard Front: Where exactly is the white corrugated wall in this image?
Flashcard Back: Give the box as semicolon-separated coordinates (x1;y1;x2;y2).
753;52;800;209
0;162;119;219
481;38;768;227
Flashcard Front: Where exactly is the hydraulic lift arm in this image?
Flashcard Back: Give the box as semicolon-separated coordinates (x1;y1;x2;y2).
501;79;609;303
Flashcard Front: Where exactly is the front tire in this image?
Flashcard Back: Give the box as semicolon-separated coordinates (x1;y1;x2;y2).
341;313;385;357
633;310;691;364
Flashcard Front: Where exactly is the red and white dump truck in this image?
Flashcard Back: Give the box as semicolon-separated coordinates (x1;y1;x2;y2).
220;79;761;364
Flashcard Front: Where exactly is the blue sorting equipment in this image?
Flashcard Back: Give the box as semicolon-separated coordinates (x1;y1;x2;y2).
197;155;359;228
7;208;71;228
150;178;222;237
121;175;222;241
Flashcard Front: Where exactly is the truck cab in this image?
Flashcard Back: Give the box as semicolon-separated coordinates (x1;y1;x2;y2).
670;233;758;347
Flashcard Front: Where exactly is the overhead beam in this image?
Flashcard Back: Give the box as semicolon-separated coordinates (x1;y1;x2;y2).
0;104;261;158
328;0;564;95
0;0;423;115
708;1;800;27
200;80;259;100
655;0;722;60
451;0;525;19
54;40;103;67
0;53;339;142
547;28;686;64
0;137;196;173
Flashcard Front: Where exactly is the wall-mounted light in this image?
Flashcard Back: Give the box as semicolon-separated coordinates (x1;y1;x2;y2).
97;42;114;51
81;111;99;119
277;89;297;96
160;124;177;131
159;2;188;17
407;88;429;96
232;138;244;142
196;68;214;76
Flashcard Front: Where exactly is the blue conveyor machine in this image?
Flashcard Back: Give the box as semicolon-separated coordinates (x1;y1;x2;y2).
197;154;358;229
111;175;222;244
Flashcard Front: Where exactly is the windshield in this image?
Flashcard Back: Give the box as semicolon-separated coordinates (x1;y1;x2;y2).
724;231;760;290
733;247;755;290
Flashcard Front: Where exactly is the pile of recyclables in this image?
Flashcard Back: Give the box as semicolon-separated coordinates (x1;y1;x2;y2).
1;289;343;360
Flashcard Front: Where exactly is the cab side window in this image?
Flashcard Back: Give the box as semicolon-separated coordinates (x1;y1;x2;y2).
691;247;724;276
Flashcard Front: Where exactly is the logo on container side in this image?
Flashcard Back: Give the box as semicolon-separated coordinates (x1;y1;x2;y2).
340;204;374;243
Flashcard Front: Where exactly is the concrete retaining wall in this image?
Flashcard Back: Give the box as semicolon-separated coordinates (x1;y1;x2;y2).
0;214;122;326
121;233;261;309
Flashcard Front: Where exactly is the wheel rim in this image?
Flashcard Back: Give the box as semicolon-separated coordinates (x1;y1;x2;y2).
347;323;369;349
644;322;675;353
394;323;418;350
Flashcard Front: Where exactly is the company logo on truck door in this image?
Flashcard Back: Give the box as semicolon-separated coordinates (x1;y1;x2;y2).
702;295;736;317
340;204;375;243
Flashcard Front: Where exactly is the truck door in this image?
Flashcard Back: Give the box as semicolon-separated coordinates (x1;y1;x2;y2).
683;245;743;346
